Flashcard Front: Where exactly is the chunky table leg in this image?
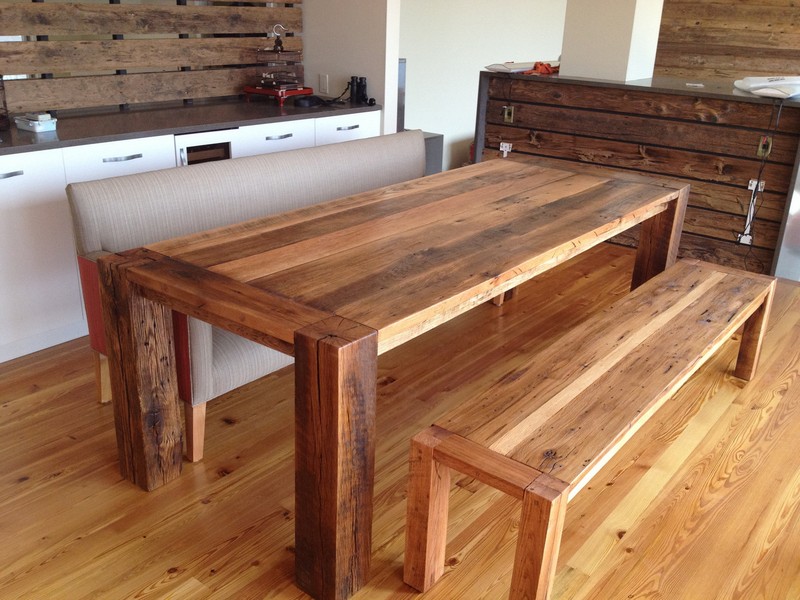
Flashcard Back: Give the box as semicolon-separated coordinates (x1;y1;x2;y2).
632;185;690;289
734;278;777;381
98;251;184;491
294;317;378;600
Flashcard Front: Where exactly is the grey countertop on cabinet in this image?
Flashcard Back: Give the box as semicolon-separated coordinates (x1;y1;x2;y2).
0;97;381;156
483;71;800;107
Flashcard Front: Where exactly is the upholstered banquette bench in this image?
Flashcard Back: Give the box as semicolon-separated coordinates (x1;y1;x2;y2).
404;259;776;600
67;129;426;461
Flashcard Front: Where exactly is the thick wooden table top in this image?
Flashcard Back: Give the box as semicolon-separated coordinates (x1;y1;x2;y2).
128;157;688;356
103;156;689;600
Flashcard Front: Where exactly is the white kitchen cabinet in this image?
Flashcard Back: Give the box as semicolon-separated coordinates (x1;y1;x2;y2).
234;119;316;158
0;149;86;362
62;135;176;182
0;108;382;362
1;135;176;363
314;111;381;146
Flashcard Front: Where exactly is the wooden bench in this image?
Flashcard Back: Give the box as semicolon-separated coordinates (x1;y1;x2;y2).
403;259;776;600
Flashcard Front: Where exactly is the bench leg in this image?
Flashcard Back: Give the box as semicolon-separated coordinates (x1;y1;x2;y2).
404;428;570;599
511;474;569;600
734;283;776;381
93;350;112;404
404;427;452;591
491;288;518;307
184;402;207;462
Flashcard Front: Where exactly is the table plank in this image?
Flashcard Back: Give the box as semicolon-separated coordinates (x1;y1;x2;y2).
242;178;677;352
125;253;332;354
148;159;535;262
199;167;585;282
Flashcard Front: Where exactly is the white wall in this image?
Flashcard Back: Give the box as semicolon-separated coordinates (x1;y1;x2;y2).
559;0;663;81
303;0;400;134
304;0;566;169
399;1;566;169
629;0;665;80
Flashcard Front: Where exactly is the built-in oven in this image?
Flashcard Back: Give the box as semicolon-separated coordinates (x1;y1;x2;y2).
174;128;239;166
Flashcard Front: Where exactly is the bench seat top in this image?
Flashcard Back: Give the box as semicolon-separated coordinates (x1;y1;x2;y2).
434;259;776;497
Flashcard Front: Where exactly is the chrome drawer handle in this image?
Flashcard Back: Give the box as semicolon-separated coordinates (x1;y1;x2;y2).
0;170;24;180
336;124;360;131
102;153;143;163
265;133;293;141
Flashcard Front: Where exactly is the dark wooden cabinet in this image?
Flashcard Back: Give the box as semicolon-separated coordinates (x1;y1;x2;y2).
475;71;800;274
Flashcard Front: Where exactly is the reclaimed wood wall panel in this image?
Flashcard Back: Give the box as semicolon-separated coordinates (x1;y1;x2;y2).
655;0;800;80
476;73;800;274
0;38;303;75
0;0;303;113
5;67;263;112
484;100;799;164
0;4;302;37
486;76;800;132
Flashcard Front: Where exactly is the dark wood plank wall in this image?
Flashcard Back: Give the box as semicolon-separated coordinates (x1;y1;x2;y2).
476;72;800;274
655;0;800;80
0;0;303;113
476;0;800;275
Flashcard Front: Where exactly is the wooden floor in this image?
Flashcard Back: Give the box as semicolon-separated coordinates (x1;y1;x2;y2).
2;244;800;600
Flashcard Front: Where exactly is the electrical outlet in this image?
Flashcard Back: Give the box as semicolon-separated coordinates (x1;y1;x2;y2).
319;74;329;95
499;142;512;157
757;135;772;159
748;179;766;191
502;105;515;124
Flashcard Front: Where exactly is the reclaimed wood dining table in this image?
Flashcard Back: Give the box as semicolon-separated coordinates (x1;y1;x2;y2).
98;156;689;600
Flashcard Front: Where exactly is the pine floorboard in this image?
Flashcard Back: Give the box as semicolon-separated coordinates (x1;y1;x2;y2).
1;243;799;599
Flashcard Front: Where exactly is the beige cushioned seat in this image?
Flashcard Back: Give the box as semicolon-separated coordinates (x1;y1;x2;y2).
67;130;427;458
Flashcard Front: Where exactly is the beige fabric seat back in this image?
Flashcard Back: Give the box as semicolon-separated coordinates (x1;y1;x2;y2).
69;130;427;257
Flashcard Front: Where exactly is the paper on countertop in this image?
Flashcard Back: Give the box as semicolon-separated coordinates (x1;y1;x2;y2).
733;76;800;99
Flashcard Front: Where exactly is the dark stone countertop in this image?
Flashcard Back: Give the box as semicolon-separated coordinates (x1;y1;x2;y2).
0;96;381;156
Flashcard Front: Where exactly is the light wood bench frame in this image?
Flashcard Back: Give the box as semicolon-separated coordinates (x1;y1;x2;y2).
403;259;776;600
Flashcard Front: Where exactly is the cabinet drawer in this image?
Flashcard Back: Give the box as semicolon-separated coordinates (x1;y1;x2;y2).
0;149;86;359
63;135;176;182
235;119;315;157
315;111;381;146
